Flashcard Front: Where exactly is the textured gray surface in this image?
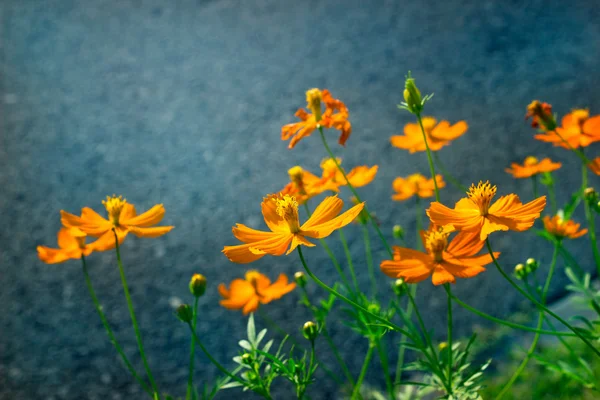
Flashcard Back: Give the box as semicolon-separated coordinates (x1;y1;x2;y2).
1;0;600;399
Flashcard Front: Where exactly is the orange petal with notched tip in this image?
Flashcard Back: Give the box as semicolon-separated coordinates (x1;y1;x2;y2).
432;265;456;285
128;225;174;238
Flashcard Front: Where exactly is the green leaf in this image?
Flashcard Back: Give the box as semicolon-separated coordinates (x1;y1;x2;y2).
564;189;583;219
247;313;256;344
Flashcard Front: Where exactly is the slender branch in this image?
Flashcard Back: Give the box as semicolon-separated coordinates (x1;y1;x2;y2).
445;283;453;392
415;113;440;202
339;229;360;293
433;152;467;192
80;256;152;395
582;165;600;273
186;297;200;400
351;344;374;400
362;224;377;297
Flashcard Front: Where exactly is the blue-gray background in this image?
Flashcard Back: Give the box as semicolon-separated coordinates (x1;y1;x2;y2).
1;0;600;399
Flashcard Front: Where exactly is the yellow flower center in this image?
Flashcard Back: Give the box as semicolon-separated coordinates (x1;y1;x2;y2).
102;195;127;226
288;166;304;184
407;173;424;192
571;109;589;127
274;194;300;233
424;228;448;262
467;181;497;216
524;156;538;166
306;88;323;122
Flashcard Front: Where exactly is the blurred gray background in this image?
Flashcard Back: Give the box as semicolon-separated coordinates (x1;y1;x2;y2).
1;0;600;398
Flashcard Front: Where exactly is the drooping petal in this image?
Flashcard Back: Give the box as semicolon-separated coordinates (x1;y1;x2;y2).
37;246;78;264
285;234;315;255
61;208;112;237
128;225;174;238
445;230;485;257
259;274;296;303
439;260;485;280
248;234;294;256
88;229;124;252
242;297;260;315
232;224;280;244
380;247;434;283
427;200;482;232
57;227;80;249
479;217;510;240
301;196;344;229
301;201;364;239
431;265;456;285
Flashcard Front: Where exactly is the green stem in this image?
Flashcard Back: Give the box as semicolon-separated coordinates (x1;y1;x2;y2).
547;181;558;214
298;341;316;399
550;129;591;165
433;152;467;192
186;297;200;400
374;337;394;399
445;283;453;392
113;230;159;398
80;256;152;395
415;197;424;250
486;238;600;358
297;247;411;336
496;243;559;399
339;229;360;293
303;203;352;291
394;284;417;384
362;224;377;297
318;127;393;257
582;165;600;274
352;344;375;400
448;289;581;337
416;113;440;202
532;175;539;199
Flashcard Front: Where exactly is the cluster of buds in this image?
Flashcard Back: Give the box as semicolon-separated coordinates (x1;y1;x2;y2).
514;258;539;280
525;100;556;131
584;187;600;213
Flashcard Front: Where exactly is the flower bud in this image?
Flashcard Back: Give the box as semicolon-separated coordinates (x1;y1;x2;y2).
526;258;538;271
176;304;194;323
306;88;323;122
584;187;597;203
514;263;526;280
438;342;448;351
367;303;380;314
393;278;407;297
189;273;207;297
393;225;404;239
403;76;423;114
241;353;253;365
294;271;307;288
302;321;319;341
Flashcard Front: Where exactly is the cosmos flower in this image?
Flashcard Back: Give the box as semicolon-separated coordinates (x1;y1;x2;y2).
543;214;588;240
534;109;600;149
588;157;600;176
427;181;546;240
222;194;364;263
218;270;296;315
392;173;445;201
281;89;351;149
61;195;174;249
505;156;561;179
37;227;112;263
390;117;467;153
380;226;498;285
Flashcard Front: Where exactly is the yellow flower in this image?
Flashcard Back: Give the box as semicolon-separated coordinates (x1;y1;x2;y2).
391;117;467;153
61;195;174;249
392;173;445;201
218;271;296;315
222;194;364;263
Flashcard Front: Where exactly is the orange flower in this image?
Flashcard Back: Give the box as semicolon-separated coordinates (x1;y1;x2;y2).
380;226;498;285
390;117;467;153
37;227;112;263
534;109;600;149
505;156;561;178
61;195;174;249
280;166;339;205
588;157;600;176
281;89;351;149
525;100;555;130
218;270;296;315
392;173;445;201
427;181;546;240
318;158;378;189
543;215;588;240
222;194;364;263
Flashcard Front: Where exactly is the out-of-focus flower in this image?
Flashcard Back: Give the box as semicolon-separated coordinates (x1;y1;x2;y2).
427;181;546;240
390;117;467;153
218;271;296;315
525;101;555;130
37;227;111;264
392;173;445;201
543;214;588;240
318;158;378;189
61;195;173;249
588;157;600;176
380;226;498;285
505;156;561;179
281;89;351;149
189;274;207;297
222;194;364;263
534;109;600;149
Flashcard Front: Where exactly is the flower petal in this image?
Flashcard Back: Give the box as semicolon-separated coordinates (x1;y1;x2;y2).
431;265;456;285
301;196;344;229
128;225;174;238
233;224;279;243
61;208;112;237
285;234;315;255
301;201;364;239
121;204;165;227
261;195;290;233
37;246;78;264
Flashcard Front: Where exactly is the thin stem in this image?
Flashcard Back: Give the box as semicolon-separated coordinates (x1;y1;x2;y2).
298;341;316;399
448;289;581;337
486;238;600;358
532;175;539;199
433;152;467;192
318;127;393;257
582;165;600;273
339;229;360;293
375;339;395;400
496;243;559;399
415;197;423;250
394;284;417;384
416;113;440;202
362;224;377;297
352;344;374;400
80;256;152;395
445;283;453;391
297;247;411;336
303;203;352;290
550;129;591;165
186;297;200;400
547;180;558;214
113;230;159;397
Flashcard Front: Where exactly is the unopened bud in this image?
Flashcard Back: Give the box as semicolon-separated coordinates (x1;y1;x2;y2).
393;225;404;239
294;271;307;288
189;273;207;297
403;75;423;114
367;303;380;314
438;342;448;351
526;258;538;271
393;278;407;297
302;321;319;341
176;304;194;323
241;353;253;365
584;187;596;200
514;263;526;280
